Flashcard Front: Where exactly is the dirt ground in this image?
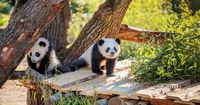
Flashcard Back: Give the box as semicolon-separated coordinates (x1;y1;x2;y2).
0;60;28;105
0;80;27;105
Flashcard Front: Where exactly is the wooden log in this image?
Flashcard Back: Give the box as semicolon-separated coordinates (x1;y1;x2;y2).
118;24;167;44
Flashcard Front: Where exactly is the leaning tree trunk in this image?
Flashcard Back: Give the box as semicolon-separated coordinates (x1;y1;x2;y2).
0;0;68;88
11;0;71;60
9;0;71;104
63;0;132;64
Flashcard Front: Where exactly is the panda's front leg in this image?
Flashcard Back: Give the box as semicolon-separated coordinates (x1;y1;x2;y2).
91;60;103;75
106;58;117;76
27;56;37;70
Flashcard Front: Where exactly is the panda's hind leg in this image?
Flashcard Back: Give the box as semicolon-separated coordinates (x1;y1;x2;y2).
91;60;103;75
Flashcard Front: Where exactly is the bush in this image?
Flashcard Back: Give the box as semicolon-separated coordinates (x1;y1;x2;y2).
132;18;200;83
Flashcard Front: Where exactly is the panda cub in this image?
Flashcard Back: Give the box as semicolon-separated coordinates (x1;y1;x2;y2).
27;38;61;76
70;38;121;76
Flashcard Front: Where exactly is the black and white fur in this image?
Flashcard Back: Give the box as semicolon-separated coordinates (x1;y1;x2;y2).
70;38;121;76
27;38;61;76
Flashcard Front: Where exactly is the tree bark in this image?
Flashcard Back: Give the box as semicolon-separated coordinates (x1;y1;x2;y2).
0;0;68;88
63;0;132;64
9;0;28;21
118;24;166;44
43;0;71;59
10;0;71;60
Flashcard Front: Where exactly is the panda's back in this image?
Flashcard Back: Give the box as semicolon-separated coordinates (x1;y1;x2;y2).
79;44;95;65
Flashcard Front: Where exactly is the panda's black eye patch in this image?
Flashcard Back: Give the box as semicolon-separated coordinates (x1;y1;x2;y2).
35;52;40;57
114;47;117;52
39;41;46;47
106;47;110;53
30;52;32;56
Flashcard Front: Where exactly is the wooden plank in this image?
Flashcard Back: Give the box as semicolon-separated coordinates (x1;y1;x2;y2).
97;78;141;95
115;59;132;69
78;69;131;96
189;95;200;103
42;69;98;90
166;83;200;104
42;59;132;91
132;80;191;99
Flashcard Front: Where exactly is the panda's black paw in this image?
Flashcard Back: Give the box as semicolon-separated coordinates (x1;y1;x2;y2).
95;71;103;75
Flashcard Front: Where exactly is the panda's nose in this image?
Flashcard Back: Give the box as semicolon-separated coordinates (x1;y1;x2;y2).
32;59;37;63
110;52;115;55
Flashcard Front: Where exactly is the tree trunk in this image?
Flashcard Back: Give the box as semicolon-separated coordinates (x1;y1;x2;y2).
63;0;132;64
10;0;71;60
0;0;68;88
42;0;71;60
9;0;28;22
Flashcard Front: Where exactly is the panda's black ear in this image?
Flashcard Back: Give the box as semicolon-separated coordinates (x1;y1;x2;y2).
115;38;121;45
39;41;46;47
98;39;105;46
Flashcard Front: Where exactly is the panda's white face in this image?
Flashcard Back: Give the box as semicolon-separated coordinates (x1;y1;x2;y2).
28;38;49;63
98;38;120;59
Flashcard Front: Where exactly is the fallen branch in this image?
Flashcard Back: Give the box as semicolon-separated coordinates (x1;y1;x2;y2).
118;24;166;44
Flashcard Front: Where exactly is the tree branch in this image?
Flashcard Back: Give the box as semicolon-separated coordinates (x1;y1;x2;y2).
118;24;166;43
0;0;68;87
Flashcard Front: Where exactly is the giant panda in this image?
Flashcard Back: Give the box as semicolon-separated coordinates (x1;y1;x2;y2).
69;38;121;76
27;38;62;76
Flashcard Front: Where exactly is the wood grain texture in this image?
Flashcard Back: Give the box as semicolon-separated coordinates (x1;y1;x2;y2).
43;0;71;58
65;69;130;92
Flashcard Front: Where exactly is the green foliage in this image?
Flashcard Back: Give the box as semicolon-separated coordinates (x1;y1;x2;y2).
133;19;200;83
0;0;12;27
118;0;200;83
123;0;175;31
0;14;9;26
68;0;102;42
0;0;13;14
56;93;96;105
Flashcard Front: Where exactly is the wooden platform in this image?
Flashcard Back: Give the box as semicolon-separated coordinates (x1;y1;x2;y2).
41;60;200;105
